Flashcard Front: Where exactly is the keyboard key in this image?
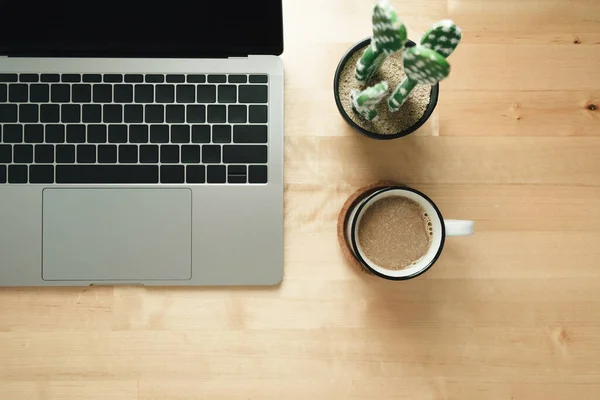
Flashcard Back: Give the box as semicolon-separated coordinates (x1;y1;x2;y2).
228;75;247;83
82;104;102;123
56;145;76;163
9;84;28;102
41;74;60;83
249;105;268;123
166;75;185;83
171;125;190;143
19;104;39;123
192;125;211;143
51;84;70;102
103;74;122;83
0;145;11;163
150;125;169;143
3;124;23;142
124;74;144;83
93;84;112;103
140;145;159;163
161;145;179;163
166;105;185;123
0;165;5;183
233;125;268;143
207;105;226;123
83;74;102;83
187;75;206;83
0;104;18;122
0;84;6;102
61;104;81;123
98;145;118;163
124;105;143;123
176;85;195;103
8;165;27;183
186;105;205;123
135;85;154;103
40;104;60;123
156;85;175;103
30;84;50;102
129;125;149;143
228;175;246;184
145;105;164;123
72;84;92;102
145;74;164;83
104;104;123;123
29;165;54;183
66;125;86;143
57;165;159;184
207;165;226;183
218;85;237;103
197;85;216;103
249;165;268;183
160;165;184;183
239;85;268;103
88;125;107;143
223;145;267;163
207;75;226;83
119;145;138;163
25;125;44;143
228;165;246;175
108;125;128;143
249;75;269;83
114;84;134;103
181;145;200;163
46;124;65;143
77;145;96;163
202;145;221;163
212;125;231;143
20;74;39;83
62;74;81;83
186;165;205;183
13;145;33;163
0;74;18;82
228;105;247;123
35;145;54;163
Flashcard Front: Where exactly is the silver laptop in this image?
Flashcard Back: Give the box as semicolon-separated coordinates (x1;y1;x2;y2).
0;1;284;286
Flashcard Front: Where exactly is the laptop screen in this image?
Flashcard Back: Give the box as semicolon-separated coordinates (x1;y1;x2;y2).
0;0;284;57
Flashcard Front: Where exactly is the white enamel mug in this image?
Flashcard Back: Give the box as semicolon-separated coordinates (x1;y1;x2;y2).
346;186;474;280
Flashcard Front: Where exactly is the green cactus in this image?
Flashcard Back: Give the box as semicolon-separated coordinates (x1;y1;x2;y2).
388;20;461;112
350;81;389;121
354;0;407;85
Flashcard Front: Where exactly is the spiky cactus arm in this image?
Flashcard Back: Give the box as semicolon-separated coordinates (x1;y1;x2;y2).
355;0;407;85
388;47;450;111
351;81;389;121
420;19;462;58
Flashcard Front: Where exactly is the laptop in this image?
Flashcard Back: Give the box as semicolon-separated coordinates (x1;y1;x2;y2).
0;1;284;286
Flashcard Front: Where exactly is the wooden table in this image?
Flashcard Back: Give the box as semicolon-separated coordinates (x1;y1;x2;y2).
2;1;600;398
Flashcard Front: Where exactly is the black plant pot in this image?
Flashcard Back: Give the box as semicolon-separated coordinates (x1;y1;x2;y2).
333;37;440;140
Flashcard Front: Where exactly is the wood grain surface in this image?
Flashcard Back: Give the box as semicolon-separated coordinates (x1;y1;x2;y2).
2;0;600;399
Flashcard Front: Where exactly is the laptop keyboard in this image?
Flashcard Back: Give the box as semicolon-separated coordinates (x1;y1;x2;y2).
0;73;269;184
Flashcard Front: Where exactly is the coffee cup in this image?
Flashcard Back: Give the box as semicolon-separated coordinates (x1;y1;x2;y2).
346;186;474;280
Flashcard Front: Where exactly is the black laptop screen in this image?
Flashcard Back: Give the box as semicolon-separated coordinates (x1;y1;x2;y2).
0;0;284;57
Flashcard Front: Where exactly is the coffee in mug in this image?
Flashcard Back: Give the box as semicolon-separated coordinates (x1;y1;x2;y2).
346;186;474;280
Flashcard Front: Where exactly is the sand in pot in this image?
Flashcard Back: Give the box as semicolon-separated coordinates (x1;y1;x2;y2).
338;45;432;135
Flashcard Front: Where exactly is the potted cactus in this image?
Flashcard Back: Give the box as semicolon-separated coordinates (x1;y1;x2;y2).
333;0;462;139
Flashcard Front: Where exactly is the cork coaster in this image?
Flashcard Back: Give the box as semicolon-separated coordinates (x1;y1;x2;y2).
337;181;402;274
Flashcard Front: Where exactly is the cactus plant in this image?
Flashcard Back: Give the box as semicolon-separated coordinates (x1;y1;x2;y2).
350;81;389;121
388;20;461;111
349;0;462;121
354;0;407;84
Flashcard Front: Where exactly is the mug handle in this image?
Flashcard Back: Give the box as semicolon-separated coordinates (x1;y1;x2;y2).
445;220;475;237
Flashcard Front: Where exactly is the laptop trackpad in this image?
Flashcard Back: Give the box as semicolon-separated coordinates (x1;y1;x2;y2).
42;188;192;281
